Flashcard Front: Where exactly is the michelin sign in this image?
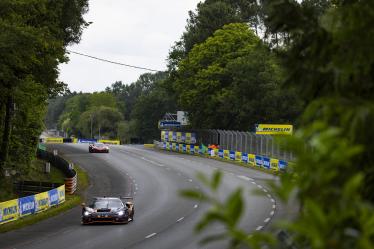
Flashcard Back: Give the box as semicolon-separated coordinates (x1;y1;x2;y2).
255;124;293;135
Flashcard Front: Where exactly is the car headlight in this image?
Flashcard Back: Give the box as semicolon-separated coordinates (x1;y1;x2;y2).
117;211;124;216
84;211;91;216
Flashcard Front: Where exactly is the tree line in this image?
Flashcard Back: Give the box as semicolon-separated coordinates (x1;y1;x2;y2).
0;0;88;177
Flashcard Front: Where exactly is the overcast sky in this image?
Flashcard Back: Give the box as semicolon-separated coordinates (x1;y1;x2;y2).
59;0;201;93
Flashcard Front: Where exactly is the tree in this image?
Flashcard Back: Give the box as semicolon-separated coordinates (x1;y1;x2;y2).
0;0;88;175
174;23;300;129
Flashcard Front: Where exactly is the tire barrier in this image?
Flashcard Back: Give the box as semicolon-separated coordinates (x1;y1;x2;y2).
158;141;288;172
0;185;65;225
37;147;77;194
65;173;77;194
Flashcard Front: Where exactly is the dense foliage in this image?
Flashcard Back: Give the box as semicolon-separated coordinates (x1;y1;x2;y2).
0;0;88;176
182;0;374;248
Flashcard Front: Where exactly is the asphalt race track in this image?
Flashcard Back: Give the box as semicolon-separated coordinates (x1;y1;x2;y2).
0;144;292;249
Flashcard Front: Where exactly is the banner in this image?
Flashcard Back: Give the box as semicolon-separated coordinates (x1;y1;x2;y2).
262;156;271;169
190;145;195;154
218;149;224;158
172;132;177;142
183;144;186;153
166;142;170;150
181;133;186;143
78;138;97;143
177;132;182;143
186;133;191;144
255;124;293;135
172;143;176;151
248;154;256;166
45;137;63;143
18;196;35;217
168;132;173;142
161;131;166;141
186;144;190;153
165;131;169;141
235;152;242;162
99;140;120;145
241;153;248;163
191;133;197;144
35;192;49;213
229;151;235;160
57;185;66;203
223;150;230;160
0;199;19;224
194;145;199;154
255;155;263;167
270;158;279;171
48;189;59;207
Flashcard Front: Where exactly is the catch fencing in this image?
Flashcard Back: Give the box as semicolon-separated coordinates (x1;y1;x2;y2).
192;130;293;161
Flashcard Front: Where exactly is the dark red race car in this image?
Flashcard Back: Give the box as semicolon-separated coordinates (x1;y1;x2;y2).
89;142;109;153
81;197;134;224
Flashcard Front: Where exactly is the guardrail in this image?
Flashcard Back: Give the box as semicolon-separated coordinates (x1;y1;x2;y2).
156;141;288;172
37;148;77;194
0;185;65;225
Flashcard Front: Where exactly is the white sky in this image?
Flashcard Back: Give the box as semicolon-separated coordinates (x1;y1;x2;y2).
59;0;201;93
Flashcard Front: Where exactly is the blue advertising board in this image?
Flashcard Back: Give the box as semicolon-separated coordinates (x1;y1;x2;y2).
163;142;166;149
48;189;59;207
241;153;248;163
18;196;35;217
229;151;235;160
181;133;186;143
255;155;263;167
78;138;97;143
182;144;186;153
262;157;270;169
190;145;195;154
165;131;169;141
218;149;224;158
175;143;179;152
279;160;288;170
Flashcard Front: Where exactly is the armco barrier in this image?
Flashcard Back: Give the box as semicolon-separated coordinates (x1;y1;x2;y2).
159;141;287;171
0;185;65;225
37;148;77;194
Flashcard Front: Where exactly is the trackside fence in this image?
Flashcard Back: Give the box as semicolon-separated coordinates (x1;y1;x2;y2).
162;130;294;162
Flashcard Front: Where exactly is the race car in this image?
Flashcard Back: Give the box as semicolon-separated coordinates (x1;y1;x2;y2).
89;142;109;153
81;197;134;224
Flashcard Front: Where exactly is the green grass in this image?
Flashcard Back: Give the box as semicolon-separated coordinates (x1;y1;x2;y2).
0;163;89;233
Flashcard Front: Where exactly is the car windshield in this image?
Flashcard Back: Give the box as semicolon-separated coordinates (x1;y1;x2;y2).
92;199;123;209
95;143;105;148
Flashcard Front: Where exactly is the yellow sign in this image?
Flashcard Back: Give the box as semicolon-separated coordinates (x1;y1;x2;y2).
186;144;191;152
248;154;256;166
176;132;182;143
223;150;230;160
73;138;78;143
45;137;63;143
0;199;19;224
35;192;49;213
179;144;184;153
255;124;293;135
161;131;166;141
270;158;279;171
57;185;66;203
186;133;191;144
166;142;170;150
172;143;176;151
99;140;120;145
235;152;242;162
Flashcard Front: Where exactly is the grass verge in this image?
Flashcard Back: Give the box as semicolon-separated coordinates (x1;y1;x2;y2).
0;164;89;234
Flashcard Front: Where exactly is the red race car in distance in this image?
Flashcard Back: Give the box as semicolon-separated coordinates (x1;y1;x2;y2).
89;142;109;153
